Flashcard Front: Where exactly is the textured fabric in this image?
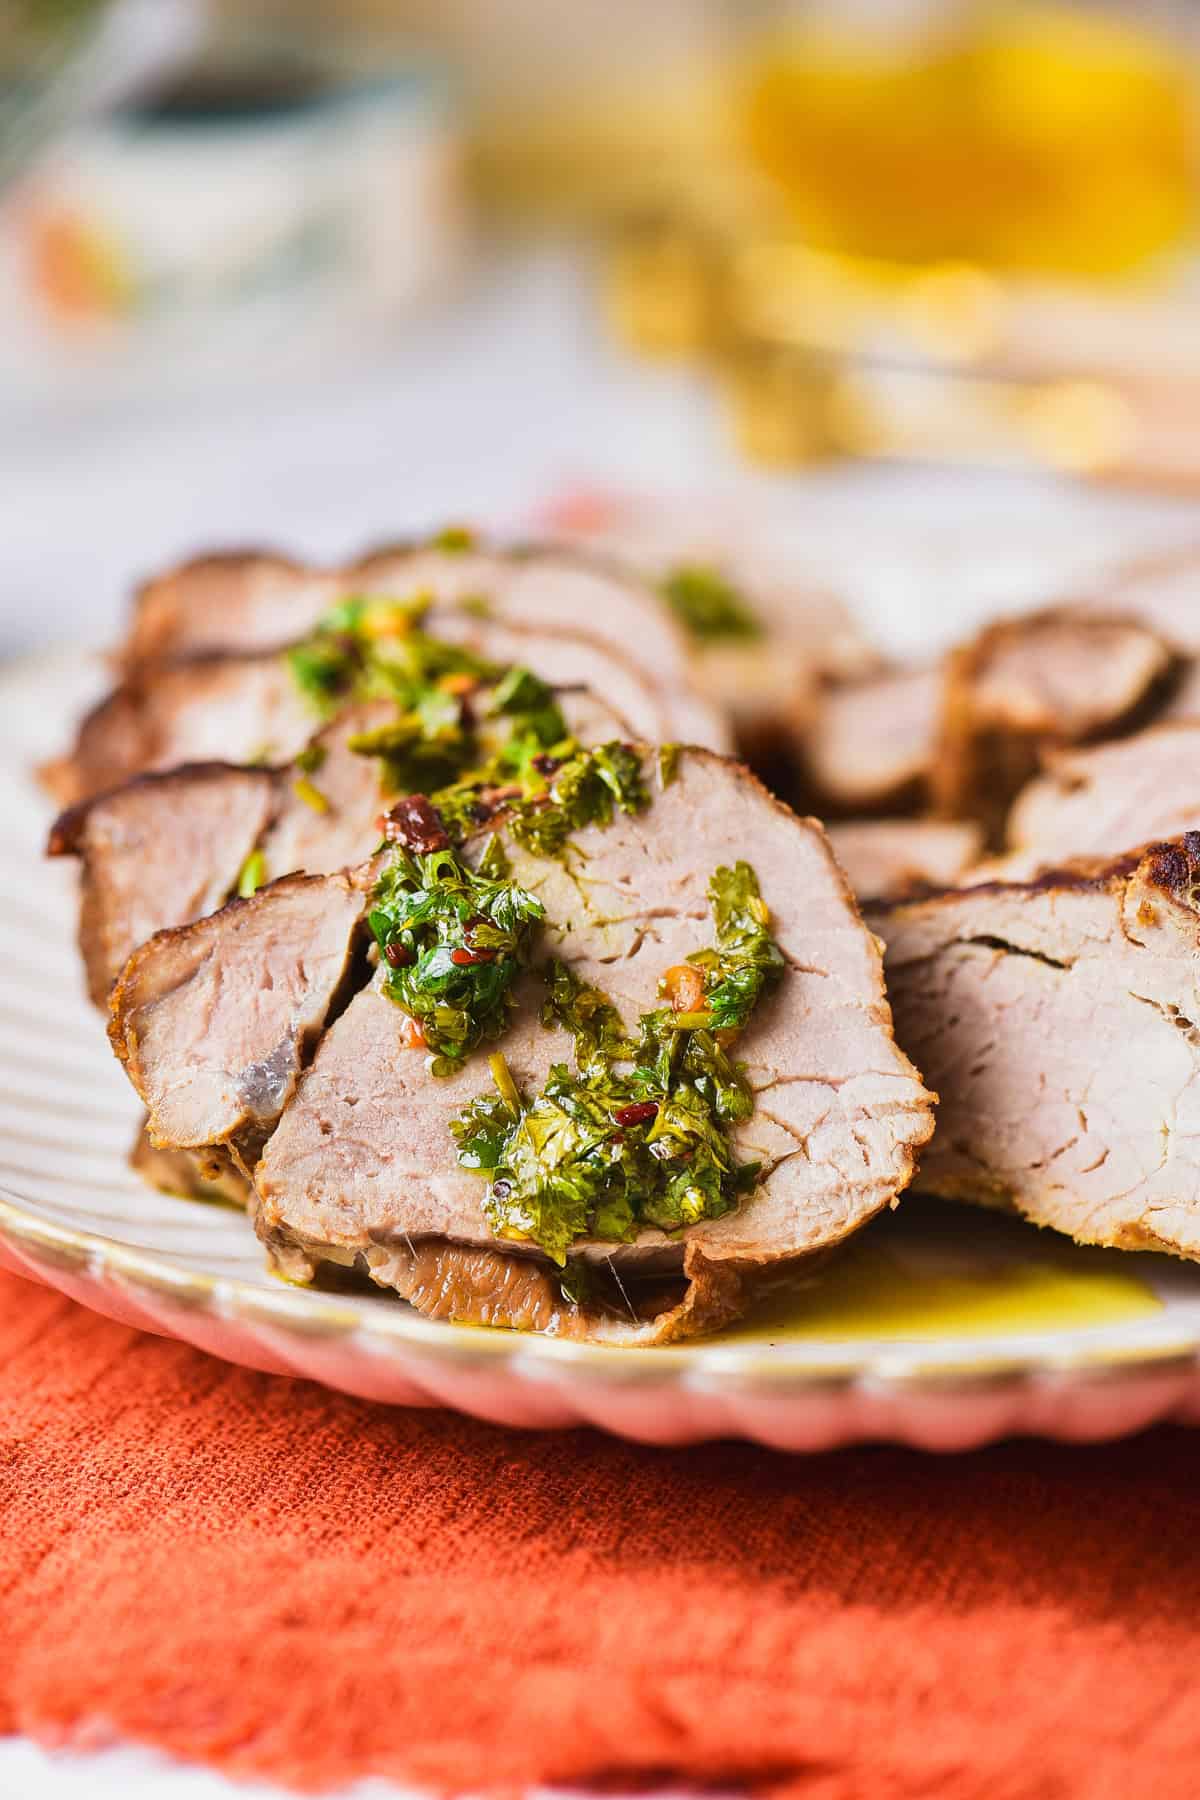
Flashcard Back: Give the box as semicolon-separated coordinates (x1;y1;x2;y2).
1;1269;1198;1800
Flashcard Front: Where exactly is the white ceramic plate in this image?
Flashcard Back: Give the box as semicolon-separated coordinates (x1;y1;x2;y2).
5;653;1200;1451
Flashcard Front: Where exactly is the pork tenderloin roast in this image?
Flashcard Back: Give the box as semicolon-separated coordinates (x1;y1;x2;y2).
108;748;935;1341
877;837;1200;1258
932;609;1176;843
803;666;941;815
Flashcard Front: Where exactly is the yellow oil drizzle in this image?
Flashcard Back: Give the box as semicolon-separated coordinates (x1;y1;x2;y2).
725;1210;1162;1343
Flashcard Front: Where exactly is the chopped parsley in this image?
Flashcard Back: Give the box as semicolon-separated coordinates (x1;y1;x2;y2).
501;741;649;859
288;594;492;728
451;862;783;1263
660;563;761;643
368;845;545;1077
288;598;651;863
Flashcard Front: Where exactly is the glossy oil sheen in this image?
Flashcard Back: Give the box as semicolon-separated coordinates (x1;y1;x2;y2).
728;1206;1162;1343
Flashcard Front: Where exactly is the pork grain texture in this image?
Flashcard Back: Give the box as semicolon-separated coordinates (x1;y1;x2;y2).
877;836;1200;1258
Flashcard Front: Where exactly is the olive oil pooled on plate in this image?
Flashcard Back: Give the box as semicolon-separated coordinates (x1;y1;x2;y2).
725;1200;1162;1343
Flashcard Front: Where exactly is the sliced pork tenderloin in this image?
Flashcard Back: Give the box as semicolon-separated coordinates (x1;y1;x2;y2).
121;541;694;689
802;611;1174;839
538;492;874;759
255;751;934;1322
1075;545;1200;653
50;608;728;809
932;609;1175;843
110;867;372;1171
52;681;640;1005
41;655;317;808
49;763;277;1006
110;748;934;1340
117;551;338;671
803;665;941;815
827;819;983;903
1067;547;1200;726
1007;724;1200;872
877;837;1200;1258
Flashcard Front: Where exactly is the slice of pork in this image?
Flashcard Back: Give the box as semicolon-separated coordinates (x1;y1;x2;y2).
111;748;934;1340
540;495;874;756
932;609;1175;842
52;683;640;1005
257;750;934;1316
122;542;694;689
827;819;983;903
1007;724;1200;871
801;612;1174;838
109;867;372;1169
1075;545;1200;654
877;838;1200;1258
41;656;317;808
803;665;942;814
49;608;728;809
49;763;277;1007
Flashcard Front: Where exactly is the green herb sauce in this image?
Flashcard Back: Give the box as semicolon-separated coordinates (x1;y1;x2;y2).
368;844;544;1077
660;564;762;643
288;595;630;834
451;861;784;1263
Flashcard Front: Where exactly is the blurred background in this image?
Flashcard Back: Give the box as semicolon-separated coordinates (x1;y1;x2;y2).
4;0;1200;659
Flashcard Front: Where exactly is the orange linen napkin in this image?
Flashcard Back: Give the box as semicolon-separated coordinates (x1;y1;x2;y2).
2;1266;1199;1800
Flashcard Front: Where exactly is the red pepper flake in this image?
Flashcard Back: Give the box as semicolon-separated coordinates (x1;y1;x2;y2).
451;945;497;966
398;1015;426;1051
612;1100;659;1129
380;795;450;854
383;941;413;968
